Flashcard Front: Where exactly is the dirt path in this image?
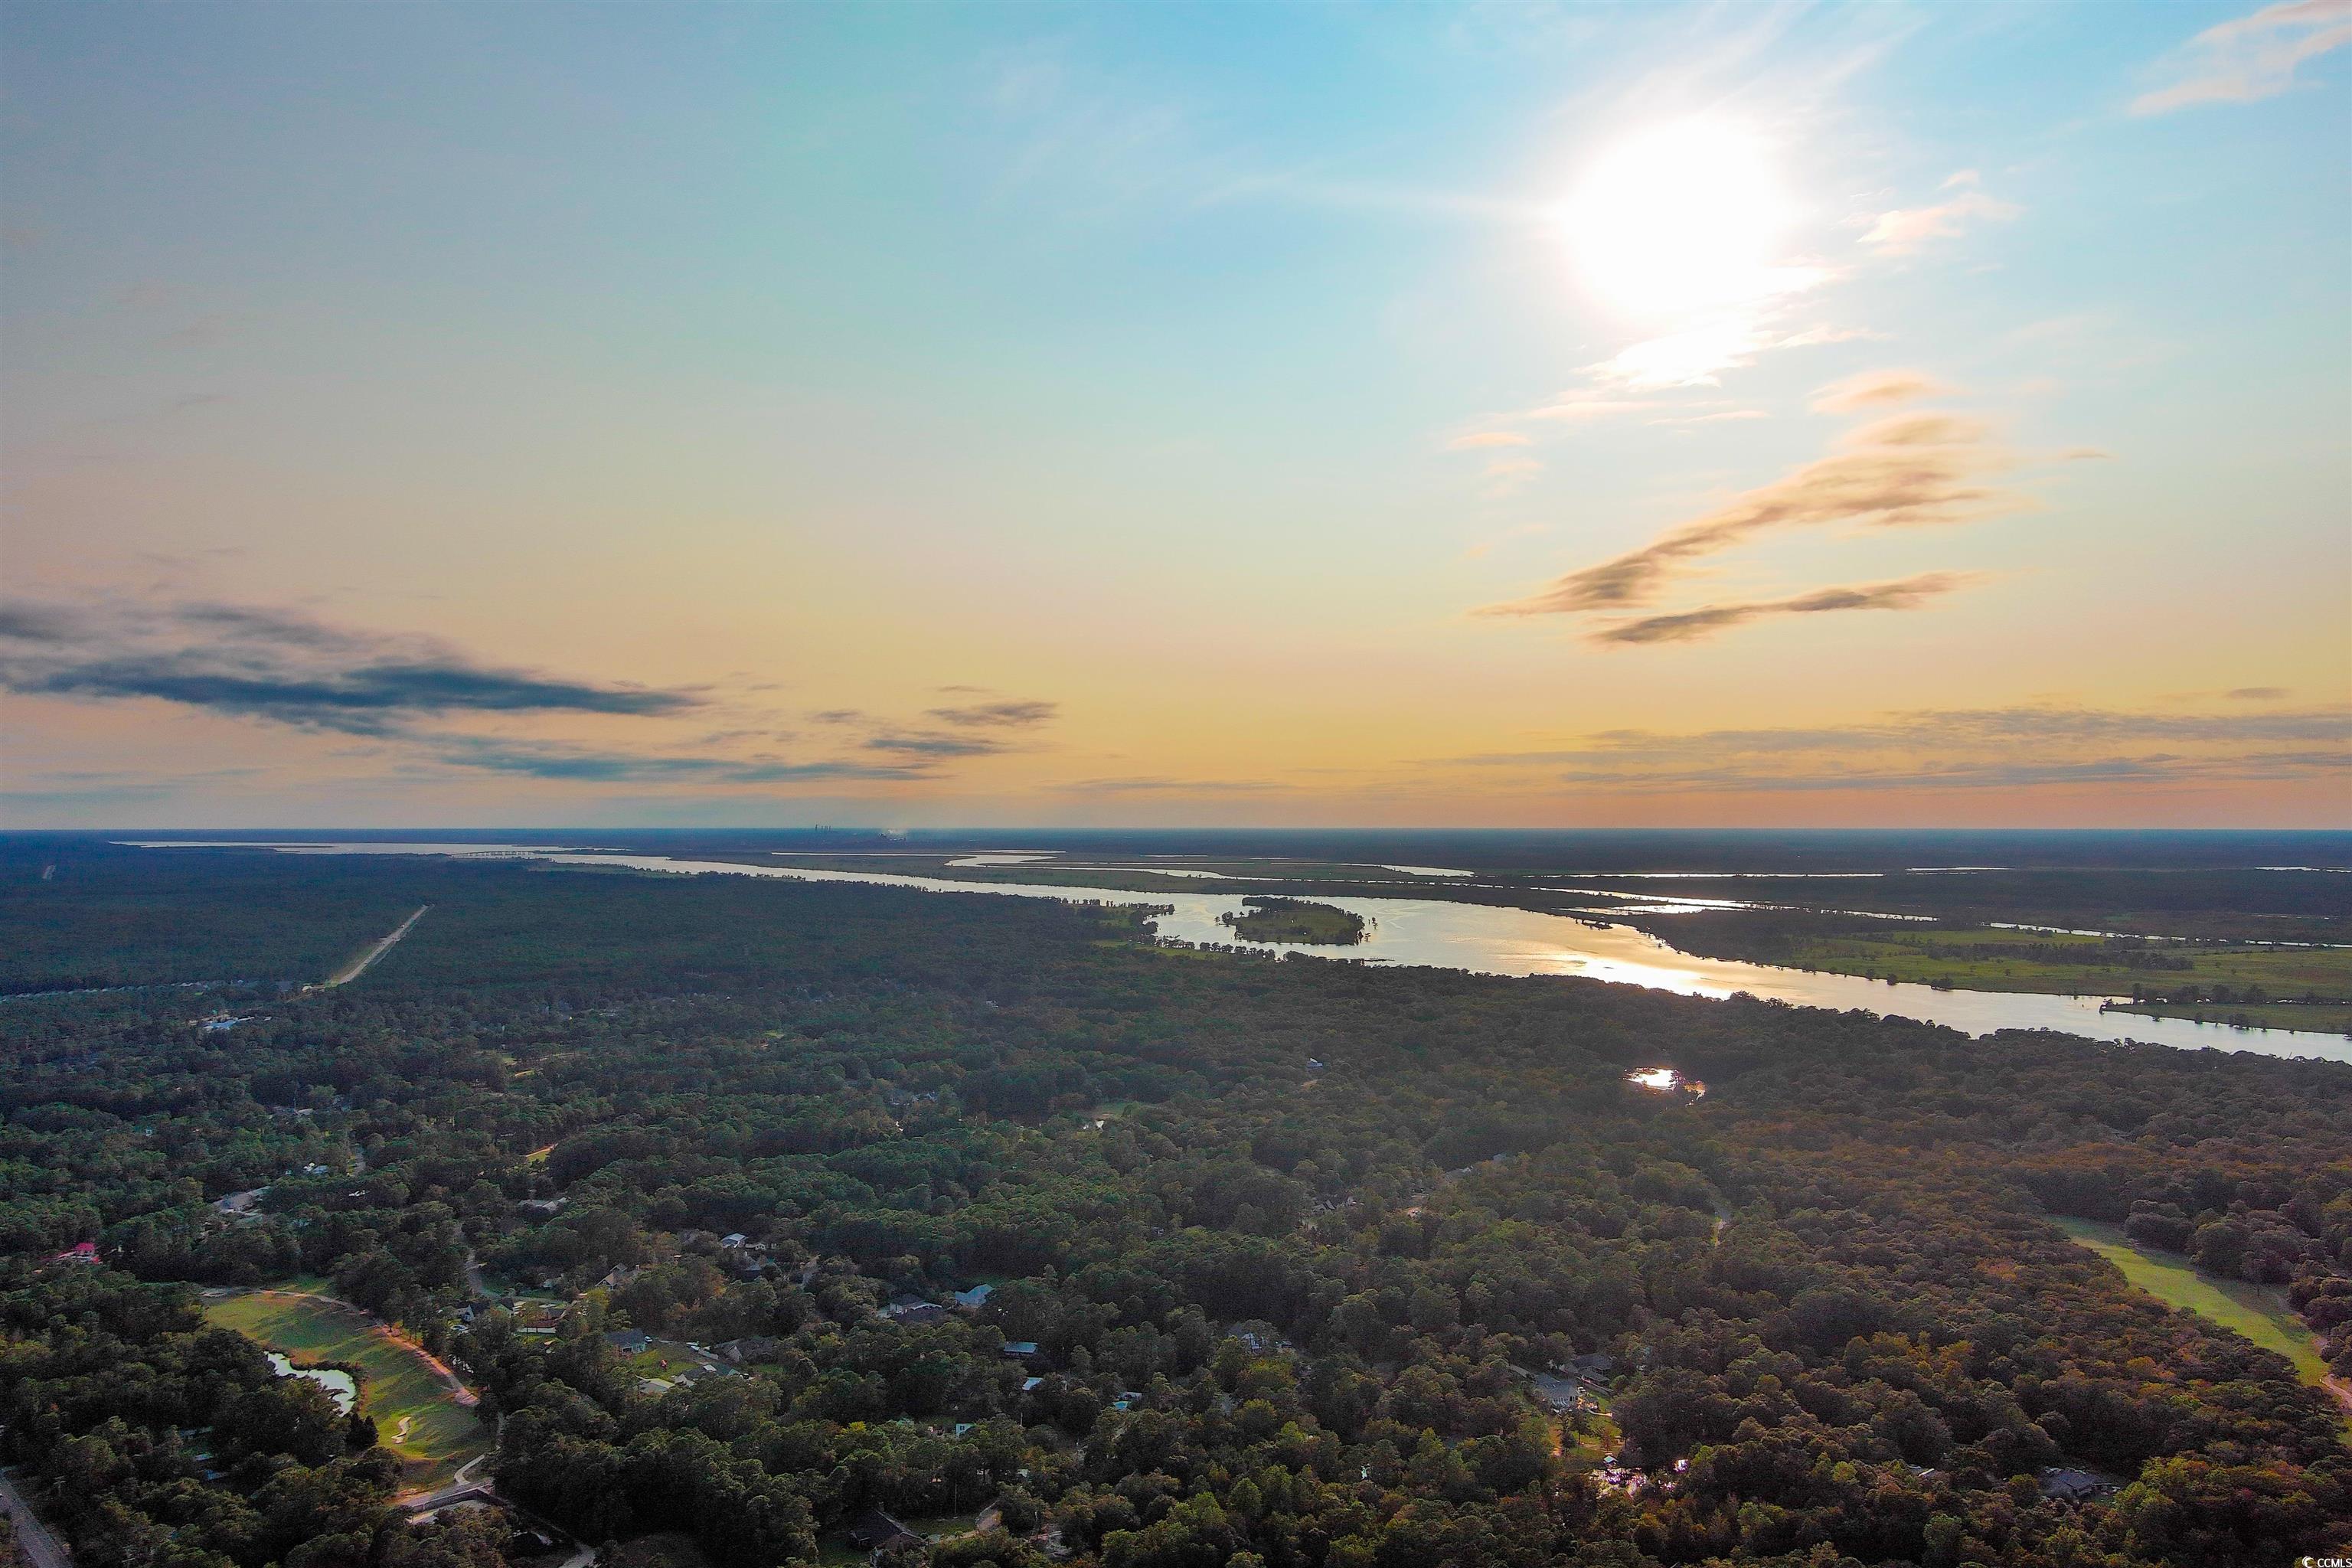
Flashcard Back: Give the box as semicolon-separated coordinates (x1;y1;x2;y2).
322;906;428;988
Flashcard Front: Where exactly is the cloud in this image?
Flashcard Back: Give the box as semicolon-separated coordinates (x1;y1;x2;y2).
1481;456;1544;498
1863;172;2020;256
1595;571;1978;645
0;594;1037;796
0;603;82;642
1435;703;2351;792
1446;430;1531;450
2132;0;2352;113
1530;394;1673;420
1054;776;1296;795
925;698;1058;727
1651;410;1769;426
1574;313;1870;394
2226;685;2290;700
1811;370;1953;414
1480;408;2020;617
423;734;936;783
864;730;1014;758
0;598;699;733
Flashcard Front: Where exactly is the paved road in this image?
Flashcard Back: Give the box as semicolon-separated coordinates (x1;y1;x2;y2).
0;1468;71;1568
323;906;430;988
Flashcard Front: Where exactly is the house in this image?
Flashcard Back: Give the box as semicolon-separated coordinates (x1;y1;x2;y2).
596;1265;642;1292
1525;1373;1586;1412
845;1508;921;1556
517;1197;566;1216
1000;1341;1043;1364
603;1328;651;1355
2040;1468;2111;1503
883;1297;948;1326
720;1233;750;1249
953;1283;995;1311
512;1300;566;1331
715;1336;780;1364
214;1188;269;1217
1020;1377;1044;1392
1569;1353;1615;1380
48;1240;99;1266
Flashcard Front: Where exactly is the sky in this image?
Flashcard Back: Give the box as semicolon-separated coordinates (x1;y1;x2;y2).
2;0;2347;829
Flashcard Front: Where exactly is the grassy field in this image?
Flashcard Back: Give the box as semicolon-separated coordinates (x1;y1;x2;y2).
1559;1410;1622;1471
203;1288;492;1490
2053;1217;2334;1391
2106;998;2352;1034
1710;926;2350;1001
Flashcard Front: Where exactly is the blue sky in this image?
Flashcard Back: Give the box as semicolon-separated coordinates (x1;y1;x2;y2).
3;2;2347;826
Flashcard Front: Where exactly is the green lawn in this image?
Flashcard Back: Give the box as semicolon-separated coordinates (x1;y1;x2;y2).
203;1288;492;1490
2105;999;2352;1034
1560;1410;1622;1472
2053;1217;2332;1389
1747;926;2352;1001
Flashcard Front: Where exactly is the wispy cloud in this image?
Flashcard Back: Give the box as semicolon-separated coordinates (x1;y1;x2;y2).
1862;171;2020;256
0;598;699;734
925;698;1058;727
2226;685;2291;701
1651;410;1769;427
864;730;1015;758
2132;0;2352;113
423;734;936;783
1437;703;2352;792
1580;316;1849;393
0;594;1026;794
1595;571;1978;645
1446;430;1531;450
1054;775;1295;795
1810;369;1952;413
1480;456;1545;498
1479;399;2021;618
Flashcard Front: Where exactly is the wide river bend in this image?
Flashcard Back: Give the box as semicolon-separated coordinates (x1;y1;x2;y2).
128;841;2352;1064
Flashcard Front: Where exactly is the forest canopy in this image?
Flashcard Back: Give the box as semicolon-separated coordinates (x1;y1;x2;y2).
2;838;2347;1568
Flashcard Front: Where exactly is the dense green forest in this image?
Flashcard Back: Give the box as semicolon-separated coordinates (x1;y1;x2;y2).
2;841;2348;1568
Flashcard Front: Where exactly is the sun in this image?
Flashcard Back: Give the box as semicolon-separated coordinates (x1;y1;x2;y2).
1561;117;1794;318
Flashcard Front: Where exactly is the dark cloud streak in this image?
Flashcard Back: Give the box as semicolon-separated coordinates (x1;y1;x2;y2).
1596;572;1975;645
0;596;700;732
926;699;1059;727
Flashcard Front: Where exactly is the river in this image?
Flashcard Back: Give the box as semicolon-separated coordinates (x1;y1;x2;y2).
122;841;2352;1063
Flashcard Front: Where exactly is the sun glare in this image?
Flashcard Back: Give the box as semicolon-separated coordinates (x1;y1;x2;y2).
1562;117;1792;318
